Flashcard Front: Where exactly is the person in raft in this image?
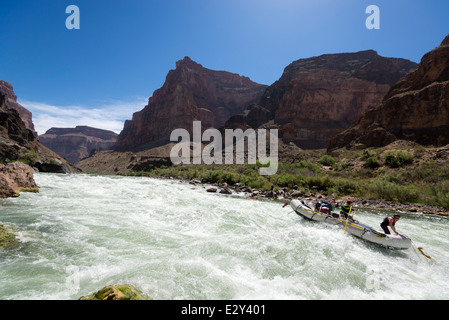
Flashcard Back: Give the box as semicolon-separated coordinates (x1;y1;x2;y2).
340;200;353;219
380;214;401;235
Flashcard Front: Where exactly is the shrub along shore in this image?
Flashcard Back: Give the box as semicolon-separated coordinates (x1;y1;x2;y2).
118;143;449;216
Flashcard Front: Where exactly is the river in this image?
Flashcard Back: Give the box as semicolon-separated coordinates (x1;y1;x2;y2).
1;173;448;300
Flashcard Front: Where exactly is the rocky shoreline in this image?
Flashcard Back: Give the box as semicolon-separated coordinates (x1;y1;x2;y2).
185;178;449;217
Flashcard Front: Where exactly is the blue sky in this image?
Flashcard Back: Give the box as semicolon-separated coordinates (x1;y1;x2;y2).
1;0;448;135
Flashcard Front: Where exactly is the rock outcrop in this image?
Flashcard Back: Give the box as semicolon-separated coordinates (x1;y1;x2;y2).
0;161;39;198
328;35;449;151
39;126;118;164
79;285;149;300
114;57;267;151
0;91;38;160
0;81;36;135
0;91;72;172
225;50;417;149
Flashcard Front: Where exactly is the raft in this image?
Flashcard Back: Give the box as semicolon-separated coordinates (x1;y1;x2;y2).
290;199;412;250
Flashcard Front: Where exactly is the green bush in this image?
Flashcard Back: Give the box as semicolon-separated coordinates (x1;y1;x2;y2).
306;176;334;191
438;194;449;209
428;180;449;209
334;179;360;195
360;149;375;160
270;172;305;189
18;151;39;166
367;177;419;203
363;156;380;169
318;155;337;166
246;176;268;189
384;152;413;168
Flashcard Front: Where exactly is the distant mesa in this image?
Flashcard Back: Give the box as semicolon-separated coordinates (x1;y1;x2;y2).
328;34;449;151
39;126;118;164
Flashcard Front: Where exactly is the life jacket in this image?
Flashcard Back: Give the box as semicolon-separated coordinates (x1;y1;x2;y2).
320;207;330;214
340;203;351;214
315;201;332;214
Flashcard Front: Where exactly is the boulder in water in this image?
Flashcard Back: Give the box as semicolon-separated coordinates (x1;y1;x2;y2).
0;161;39;198
79;285;149;300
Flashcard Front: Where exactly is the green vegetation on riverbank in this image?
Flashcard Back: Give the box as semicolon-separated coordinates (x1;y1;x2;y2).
118;144;449;211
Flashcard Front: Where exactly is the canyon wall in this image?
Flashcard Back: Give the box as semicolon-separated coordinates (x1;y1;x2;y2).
225;50;417;149
328;35;449;150
114;57;267;151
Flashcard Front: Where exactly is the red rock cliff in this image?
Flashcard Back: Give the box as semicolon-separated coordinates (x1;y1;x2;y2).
114;57;267;151
225;50;417;149
0;91;37;160
0;91;71;171
0;81;36;135
328;35;449;151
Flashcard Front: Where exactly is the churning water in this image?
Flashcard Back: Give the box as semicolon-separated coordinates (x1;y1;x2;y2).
1;173;448;300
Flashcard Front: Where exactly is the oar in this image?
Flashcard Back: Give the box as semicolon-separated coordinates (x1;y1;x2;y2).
411;240;432;260
344;206;352;234
344;207;357;234
418;247;432;260
281;202;294;214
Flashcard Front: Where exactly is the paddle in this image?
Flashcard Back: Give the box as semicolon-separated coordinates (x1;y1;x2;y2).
343;206;352;234
282;202;294;215
410;240;432;261
344;207;357;234
418;247;432;260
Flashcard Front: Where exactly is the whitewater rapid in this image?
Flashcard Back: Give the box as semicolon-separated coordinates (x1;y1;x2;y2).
0;173;448;300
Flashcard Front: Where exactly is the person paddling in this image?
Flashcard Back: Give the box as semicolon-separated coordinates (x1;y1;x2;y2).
380;214;400;235
340;200;353;219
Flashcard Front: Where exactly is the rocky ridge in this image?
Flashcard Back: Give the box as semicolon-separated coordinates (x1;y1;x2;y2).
328;34;449;150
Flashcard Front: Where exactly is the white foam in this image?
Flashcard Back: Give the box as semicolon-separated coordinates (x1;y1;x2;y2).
1;173;448;300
